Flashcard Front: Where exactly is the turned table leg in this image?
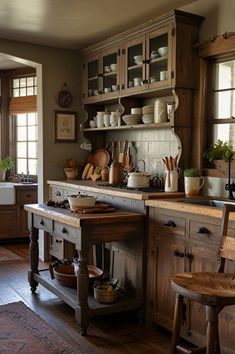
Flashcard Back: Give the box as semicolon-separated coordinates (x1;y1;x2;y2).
75;249;90;335
28;226;39;293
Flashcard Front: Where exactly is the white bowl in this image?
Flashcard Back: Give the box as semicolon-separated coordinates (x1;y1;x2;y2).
131;107;142;115
67;195;96;210
110;63;117;72
158;46;168;57
112;85;118;91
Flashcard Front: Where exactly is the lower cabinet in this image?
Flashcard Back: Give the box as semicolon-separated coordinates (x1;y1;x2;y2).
0;186;37;240
147;206;235;353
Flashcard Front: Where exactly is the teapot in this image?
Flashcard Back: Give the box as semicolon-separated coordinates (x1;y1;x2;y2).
109;161;123;185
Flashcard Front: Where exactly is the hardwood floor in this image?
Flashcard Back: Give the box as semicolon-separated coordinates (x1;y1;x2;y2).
0;243;172;354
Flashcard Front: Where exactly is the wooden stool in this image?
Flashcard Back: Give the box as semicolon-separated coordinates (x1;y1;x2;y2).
171;204;235;354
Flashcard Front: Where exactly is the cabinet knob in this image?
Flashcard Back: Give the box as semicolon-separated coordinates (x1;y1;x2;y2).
164;220;176;227
62;227;67;234
55;239;62;243
173;250;184;257
40;219;44;226
55;191;61;196
197;227;209;234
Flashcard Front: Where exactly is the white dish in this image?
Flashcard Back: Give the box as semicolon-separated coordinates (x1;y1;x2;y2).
67;195;96;210
158;46;168;57
110;63;117;72
104;87;111;93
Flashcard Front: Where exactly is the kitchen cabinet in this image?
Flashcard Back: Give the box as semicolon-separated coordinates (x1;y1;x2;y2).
0;185;37;240
147;204;235;353
83;44;122;103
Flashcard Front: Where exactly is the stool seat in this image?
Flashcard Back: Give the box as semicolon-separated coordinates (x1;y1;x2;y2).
172;272;235;306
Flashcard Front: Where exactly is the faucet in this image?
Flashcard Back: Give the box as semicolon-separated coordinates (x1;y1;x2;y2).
225;158;235;199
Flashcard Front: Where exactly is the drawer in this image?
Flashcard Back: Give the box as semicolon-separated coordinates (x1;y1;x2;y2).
33;215;53;233
18;190;37;204
50;186;66;202
53;221;81;241
189;220;221;245
152;213;186;238
50;235;64;259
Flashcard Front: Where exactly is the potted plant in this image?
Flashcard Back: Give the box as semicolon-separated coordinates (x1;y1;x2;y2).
63;159;79;180
0;156;14;181
203;140;235;167
184;168;204;196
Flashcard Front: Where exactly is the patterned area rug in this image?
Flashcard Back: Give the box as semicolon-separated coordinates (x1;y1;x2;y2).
0;246;23;261
0;301;95;354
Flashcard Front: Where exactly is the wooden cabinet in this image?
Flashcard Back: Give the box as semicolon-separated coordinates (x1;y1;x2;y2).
16;187;37;237
0;185;37;240
83;44;122;102
147;206;235;353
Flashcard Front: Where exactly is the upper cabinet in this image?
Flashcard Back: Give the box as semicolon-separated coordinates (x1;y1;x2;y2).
83;44;122;103
82;10;204;104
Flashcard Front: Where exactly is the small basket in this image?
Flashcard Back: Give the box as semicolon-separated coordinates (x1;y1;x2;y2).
94;282;119;304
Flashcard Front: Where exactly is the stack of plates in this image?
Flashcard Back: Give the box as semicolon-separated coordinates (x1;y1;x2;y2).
142;105;154;124
122;114;142;125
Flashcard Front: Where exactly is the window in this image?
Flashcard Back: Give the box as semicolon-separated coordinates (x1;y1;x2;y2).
211;59;235;149
10;74;38;176
15;112;38;175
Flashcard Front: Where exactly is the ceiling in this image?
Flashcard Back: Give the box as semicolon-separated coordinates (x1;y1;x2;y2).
0;0;196;69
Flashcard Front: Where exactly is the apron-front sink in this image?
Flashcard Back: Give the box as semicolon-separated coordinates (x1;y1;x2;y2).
0;182;16;205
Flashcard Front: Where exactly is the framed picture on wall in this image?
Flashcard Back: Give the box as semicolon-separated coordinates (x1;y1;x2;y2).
54;111;77;142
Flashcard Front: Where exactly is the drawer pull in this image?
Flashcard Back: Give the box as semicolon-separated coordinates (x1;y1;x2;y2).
62;227;67;234
56;239;62;243
55;191;61;196
173;250;184;257
197;227;209;234
164;220;176;227
40;219;44;226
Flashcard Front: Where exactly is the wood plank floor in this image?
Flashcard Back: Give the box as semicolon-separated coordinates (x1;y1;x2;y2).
0;243;172;354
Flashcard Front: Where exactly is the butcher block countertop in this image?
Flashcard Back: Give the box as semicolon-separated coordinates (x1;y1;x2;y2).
47;180;185;201
145;197;235;220
24;203;143;227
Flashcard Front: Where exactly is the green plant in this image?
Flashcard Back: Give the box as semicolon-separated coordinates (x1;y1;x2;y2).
184;168;201;177
203;140;235;163
0;156;14;172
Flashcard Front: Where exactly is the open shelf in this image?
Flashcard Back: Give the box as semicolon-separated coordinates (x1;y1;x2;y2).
34;270;141;316
83;121;172;132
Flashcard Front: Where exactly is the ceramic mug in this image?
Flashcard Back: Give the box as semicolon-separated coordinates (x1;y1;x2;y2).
184;176;205;196
103;114;110;127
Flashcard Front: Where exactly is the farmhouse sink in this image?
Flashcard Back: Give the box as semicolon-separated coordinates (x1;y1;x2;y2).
0;182;16;205
177;198;235;208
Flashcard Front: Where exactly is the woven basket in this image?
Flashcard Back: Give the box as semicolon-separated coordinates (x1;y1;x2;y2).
94;283;119;304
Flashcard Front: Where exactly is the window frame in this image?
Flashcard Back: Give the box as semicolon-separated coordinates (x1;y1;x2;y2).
197;32;235;175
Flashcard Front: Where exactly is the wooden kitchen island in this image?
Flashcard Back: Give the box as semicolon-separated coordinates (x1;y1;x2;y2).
25;203;144;335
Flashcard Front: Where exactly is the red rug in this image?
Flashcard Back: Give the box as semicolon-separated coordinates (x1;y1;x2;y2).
0;301;95;353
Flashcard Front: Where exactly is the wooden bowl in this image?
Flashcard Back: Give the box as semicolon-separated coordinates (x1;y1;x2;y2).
53;264;103;288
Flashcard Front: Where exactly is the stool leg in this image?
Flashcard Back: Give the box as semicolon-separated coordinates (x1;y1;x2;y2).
171;293;184;354
205;306;220;354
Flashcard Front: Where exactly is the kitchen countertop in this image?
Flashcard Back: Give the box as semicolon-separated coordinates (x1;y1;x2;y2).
145;197;228;219
47;180;185;201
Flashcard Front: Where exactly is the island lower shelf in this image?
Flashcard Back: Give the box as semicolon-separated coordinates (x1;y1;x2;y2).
33;270;142;316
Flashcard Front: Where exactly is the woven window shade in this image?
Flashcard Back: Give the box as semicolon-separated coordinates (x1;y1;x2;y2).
9;95;37;114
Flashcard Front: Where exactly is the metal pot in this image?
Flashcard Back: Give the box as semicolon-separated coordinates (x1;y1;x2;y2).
126;172;151;188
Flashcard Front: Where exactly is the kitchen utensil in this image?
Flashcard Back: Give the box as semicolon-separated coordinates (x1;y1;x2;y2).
88;149;110;168
123;146;133;172
82;163;91;180
67;195;96;210
126;171;151;188
85;164;94;179
109;161;123;185
118;141;125;164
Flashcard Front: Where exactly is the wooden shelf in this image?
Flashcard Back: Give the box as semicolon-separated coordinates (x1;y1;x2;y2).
34;270;142;316
82;121;172;132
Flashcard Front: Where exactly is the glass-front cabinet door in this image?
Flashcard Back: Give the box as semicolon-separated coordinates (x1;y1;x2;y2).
146;24;172;89
123;36;146;94
83;46;121;103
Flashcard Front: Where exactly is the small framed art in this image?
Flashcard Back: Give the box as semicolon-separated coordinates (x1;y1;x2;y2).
54;111;77;142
